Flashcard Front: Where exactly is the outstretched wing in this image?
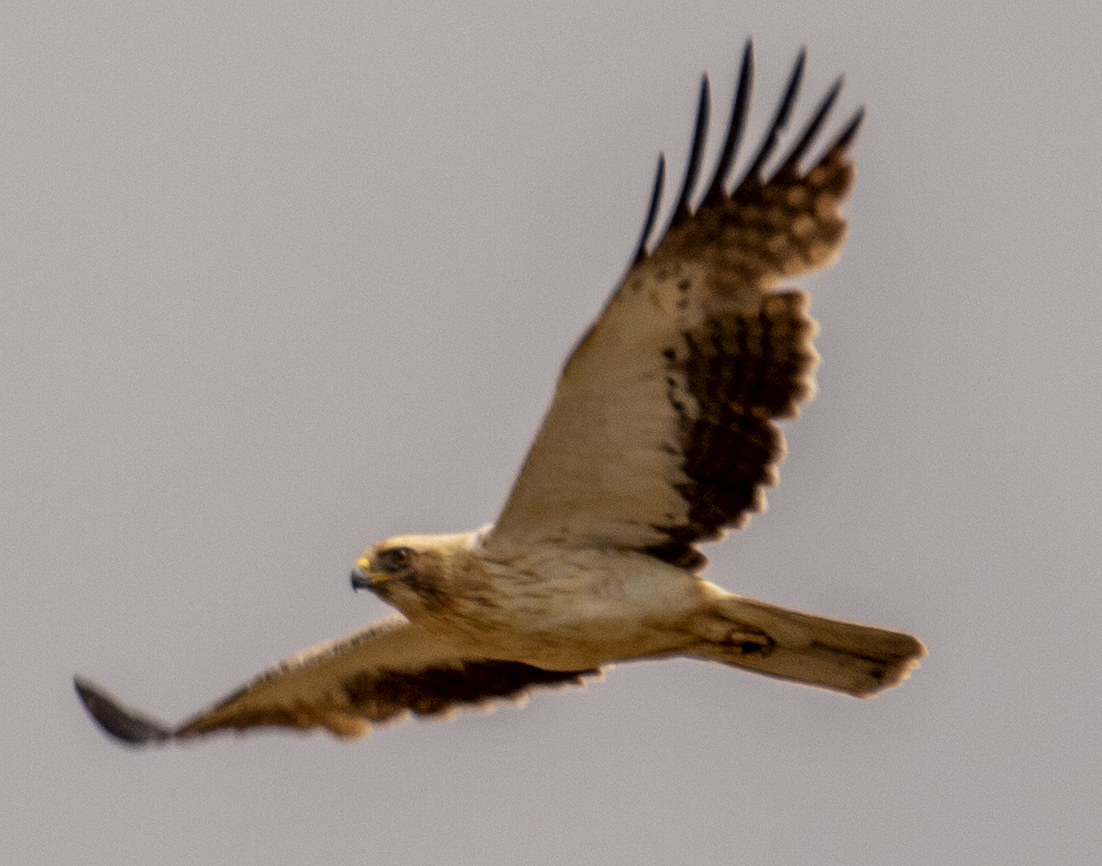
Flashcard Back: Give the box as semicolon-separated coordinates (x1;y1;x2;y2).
488;43;861;569
75;616;600;745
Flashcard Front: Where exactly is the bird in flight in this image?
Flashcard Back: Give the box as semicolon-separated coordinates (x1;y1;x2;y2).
75;42;925;746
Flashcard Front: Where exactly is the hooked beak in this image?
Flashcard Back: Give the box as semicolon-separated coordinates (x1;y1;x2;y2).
350;556;387;593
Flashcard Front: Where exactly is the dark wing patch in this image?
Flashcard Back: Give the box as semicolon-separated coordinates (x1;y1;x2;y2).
646;292;816;569
340;661;597;722
75;617;603;746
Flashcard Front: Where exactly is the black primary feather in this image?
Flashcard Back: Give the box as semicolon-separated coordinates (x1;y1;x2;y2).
773;75;844;177
631;155;666;266
735;47;806;189
700;40;754;207
667;76;711;230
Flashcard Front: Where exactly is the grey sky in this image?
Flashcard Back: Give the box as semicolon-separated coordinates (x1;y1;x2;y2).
4;2;1100;864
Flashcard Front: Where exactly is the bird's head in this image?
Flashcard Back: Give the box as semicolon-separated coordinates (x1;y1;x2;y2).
350;532;479;613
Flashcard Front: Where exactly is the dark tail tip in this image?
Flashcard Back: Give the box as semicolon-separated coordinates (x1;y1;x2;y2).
73;676;174;747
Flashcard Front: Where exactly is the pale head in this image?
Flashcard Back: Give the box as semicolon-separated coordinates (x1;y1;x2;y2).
350;532;481;614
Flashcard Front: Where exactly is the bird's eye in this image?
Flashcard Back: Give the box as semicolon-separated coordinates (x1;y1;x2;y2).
383;547;413;571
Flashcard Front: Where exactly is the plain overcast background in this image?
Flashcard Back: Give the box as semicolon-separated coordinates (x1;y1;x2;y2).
4;2;1100;864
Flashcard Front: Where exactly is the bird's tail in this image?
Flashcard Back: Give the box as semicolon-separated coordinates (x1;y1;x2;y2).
688;587;925;697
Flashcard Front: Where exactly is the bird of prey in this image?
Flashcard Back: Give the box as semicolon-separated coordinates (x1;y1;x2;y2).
75;42;925;747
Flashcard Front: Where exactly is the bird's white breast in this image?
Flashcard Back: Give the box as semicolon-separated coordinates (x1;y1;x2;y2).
464;546;708;670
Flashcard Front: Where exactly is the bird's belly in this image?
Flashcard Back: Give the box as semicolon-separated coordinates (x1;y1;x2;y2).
443;549;707;670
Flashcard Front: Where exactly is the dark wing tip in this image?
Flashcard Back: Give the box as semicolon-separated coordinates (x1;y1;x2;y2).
830;105;865;154
73;676;174;747
628;42;860;267
631;154;666;265
773;75;844;177
701;39;754;208
735;46;807;189
667;75;711;230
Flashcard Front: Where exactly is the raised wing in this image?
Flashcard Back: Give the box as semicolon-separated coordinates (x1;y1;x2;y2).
488;43;861;569
74;616;600;745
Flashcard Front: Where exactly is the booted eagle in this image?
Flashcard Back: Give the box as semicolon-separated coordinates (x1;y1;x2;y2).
75;43;925;746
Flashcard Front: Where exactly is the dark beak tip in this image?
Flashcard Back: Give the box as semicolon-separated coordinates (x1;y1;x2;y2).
350;570;370;593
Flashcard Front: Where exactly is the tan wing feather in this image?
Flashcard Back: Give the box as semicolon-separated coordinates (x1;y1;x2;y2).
489;47;859;568
75;616;600;745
